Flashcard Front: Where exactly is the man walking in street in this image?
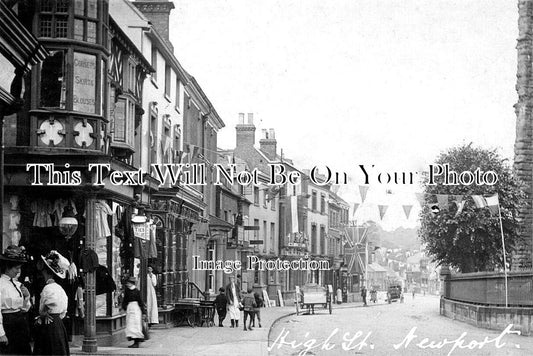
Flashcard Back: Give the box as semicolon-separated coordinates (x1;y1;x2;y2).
361;286;367;306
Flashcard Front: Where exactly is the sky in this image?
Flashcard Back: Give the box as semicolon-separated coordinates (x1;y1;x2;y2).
169;0;518;230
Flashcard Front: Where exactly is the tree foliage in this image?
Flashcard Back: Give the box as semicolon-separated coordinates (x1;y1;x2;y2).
418;144;526;273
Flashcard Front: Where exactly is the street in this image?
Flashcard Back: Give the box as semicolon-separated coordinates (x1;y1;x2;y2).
71;295;533;356
268;295;533;356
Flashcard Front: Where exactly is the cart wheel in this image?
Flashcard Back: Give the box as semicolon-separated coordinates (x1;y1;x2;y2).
329;301;332;314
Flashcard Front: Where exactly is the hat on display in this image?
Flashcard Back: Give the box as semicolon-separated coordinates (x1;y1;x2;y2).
41;250;69;279
0;245;28;263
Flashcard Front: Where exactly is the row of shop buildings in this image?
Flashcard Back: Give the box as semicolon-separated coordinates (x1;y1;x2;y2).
0;0;355;349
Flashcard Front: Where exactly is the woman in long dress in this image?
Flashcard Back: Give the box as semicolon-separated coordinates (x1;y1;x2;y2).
225;276;241;328
33;250;70;356
122;276;146;348
0;245;32;355
146;266;158;326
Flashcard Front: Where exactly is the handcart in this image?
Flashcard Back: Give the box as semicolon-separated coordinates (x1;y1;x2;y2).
295;284;332;315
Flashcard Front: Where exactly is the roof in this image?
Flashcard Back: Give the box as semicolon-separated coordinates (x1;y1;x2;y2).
367;262;388;273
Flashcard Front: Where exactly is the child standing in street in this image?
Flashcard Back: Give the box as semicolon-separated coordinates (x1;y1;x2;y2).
214;287;228;327
242;287;256;331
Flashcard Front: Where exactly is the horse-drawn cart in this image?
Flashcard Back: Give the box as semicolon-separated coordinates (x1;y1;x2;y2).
295;284;333;315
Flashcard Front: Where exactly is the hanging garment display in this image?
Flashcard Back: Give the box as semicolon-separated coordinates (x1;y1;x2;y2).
31;198;53;227
94;200;114;238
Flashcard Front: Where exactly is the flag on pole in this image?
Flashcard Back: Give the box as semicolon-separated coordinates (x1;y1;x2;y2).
485;194;499;215
359;186;369;203
471;195;488;209
352;203;360;216
378;205;388;220
402;205;413;219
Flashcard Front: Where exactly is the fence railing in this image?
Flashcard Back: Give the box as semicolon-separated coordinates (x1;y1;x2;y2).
442;270;533;307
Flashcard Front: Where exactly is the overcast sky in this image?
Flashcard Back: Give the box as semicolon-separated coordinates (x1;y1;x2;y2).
169;0;517;230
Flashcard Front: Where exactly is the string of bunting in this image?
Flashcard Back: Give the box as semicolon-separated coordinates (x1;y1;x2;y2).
354;185;502;221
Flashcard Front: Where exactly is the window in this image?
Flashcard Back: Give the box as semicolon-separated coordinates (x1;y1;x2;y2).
263;221;267;252
175;78;181;109
320;226;326;255
40;51;66;109
39;0;103;43
311;224;317;255
254;219;259;239
321;194;326;214
270;196;276;210
151;45;158;82
311;191;317;211
164;64;171;97
270;223;275;252
254;187;260;205
112;97;134;147
263;191;268;208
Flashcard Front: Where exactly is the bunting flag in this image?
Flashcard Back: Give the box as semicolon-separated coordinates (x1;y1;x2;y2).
331;185;340;194
402;205;413;219
378;205;388;220
471;195;488;209
386;189;393;195
415;192;425;206
486;194;499;215
352;203;360;216
436;194;449;209
182;152;188;165
450;195;465;217
359;186;369;203
188;144;199;163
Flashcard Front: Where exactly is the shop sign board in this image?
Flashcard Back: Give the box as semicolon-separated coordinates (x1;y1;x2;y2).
73;52;97;114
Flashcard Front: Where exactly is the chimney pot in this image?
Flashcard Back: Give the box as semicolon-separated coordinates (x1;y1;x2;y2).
247;113;254;124
239;113;245;124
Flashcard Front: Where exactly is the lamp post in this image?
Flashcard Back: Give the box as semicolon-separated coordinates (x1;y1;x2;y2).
131;207;148;301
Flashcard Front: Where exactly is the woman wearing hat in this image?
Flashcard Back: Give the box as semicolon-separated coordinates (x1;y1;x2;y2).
33;250;70;356
122;276;146;348
0;245;32;355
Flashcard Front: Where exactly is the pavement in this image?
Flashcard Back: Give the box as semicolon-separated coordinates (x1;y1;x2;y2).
70;304;301;356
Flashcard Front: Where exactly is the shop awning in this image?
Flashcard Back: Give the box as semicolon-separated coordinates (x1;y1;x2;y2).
0;2;49;73
208;215;234;231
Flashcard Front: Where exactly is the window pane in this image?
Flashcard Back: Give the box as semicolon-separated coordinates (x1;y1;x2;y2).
39;16;53;37
87;21;97;43
56;0;70;13
74;19;84;41
114;99;126;142
41;0;53;12
74;0;85;15
40;51;66;108
87;0;97;18
56;16;68;38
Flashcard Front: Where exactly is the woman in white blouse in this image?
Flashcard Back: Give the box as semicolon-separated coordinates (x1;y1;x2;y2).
33;251;70;356
0;246;32;355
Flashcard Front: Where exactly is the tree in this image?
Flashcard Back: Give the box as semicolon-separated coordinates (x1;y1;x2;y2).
418;144;526;273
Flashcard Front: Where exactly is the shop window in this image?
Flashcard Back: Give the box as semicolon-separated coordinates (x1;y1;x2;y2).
40;51;66;109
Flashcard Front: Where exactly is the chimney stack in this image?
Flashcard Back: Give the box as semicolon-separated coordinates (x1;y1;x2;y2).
134;0;175;51
236;112;255;147
259;128;277;160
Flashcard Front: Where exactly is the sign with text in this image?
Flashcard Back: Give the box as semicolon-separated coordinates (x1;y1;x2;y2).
73;52;97;114
249;240;263;245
